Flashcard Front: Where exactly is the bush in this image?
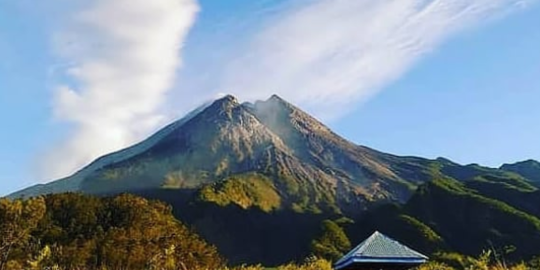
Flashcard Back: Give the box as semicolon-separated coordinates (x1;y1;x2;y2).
277;257;332;270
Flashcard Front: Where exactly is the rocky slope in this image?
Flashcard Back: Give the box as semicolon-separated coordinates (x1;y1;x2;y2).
10;95;535;213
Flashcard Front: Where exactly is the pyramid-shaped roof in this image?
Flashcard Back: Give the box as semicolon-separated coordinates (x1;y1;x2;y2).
334;231;428;270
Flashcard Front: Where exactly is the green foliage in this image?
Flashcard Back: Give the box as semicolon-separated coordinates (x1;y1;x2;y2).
219;257;332;270
434;252;479;269
404;178;540;259
0;193;224;270
423;250;532;270
346;203;446;255
276;257;332;270
501;160;540;184
198;173;282;212
527;256;540;269
470;175;537;193
415;261;455;270
27;245;51;270
310;220;350;261
221;264;265;270
0;196;46;270
272;172;340;215
346;176;540;266
5;192;540;270
398;215;443;243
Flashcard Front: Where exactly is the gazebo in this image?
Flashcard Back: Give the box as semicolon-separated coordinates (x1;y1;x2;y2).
334;231;428;270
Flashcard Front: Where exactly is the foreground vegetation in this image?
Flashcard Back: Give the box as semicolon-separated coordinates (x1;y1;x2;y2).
3;192;540;270
0;193;223;270
223;252;539;270
226;252;540;270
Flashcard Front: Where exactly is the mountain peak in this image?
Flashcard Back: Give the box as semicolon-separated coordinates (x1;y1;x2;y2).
252;95;298;121
501;159;540;168
9;93;436;206
520;159;540;165
214;94;240;106
202;94;241;117
268;94;286;103
501;159;540;183
266;94;294;108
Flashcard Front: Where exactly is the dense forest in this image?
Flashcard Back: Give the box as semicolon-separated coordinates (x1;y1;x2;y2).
0;193;223;270
2;192;540;270
129;174;540;267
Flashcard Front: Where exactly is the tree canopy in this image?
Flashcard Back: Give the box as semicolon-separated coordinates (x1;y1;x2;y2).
0;193;223;270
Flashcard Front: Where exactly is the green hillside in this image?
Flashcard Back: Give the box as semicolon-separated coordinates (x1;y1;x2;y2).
0;193;223;270
502;160;540;184
347;177;540;262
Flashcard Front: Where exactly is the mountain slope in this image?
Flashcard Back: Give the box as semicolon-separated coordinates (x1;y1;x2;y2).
501;160;540;184
10;100;213;198
348;178;540;261
10;95;451;212
11;95;535;212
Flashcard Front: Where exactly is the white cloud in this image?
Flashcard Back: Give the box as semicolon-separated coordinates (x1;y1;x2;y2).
42;0;199;181
218;0;537;118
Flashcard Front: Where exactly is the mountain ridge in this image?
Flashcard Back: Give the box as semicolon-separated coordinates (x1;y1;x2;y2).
501;160;540;184
9;94;539;208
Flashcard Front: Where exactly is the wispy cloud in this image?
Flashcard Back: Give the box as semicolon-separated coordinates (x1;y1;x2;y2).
217;0;536;118
42;0;199;181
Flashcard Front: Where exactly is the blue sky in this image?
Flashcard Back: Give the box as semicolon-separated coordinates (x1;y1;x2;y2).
336;5;540;165
1;0;539;196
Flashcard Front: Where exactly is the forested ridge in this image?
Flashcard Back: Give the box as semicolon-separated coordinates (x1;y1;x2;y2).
0;193;223;270
3;191;540;270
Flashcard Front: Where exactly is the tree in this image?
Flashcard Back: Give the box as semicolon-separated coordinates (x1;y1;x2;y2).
1;193;225;270
310;220;350;262
0;197;46;270
277;257;332;270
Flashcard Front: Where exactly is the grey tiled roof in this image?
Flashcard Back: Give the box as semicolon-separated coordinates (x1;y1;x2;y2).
334;231;428;269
